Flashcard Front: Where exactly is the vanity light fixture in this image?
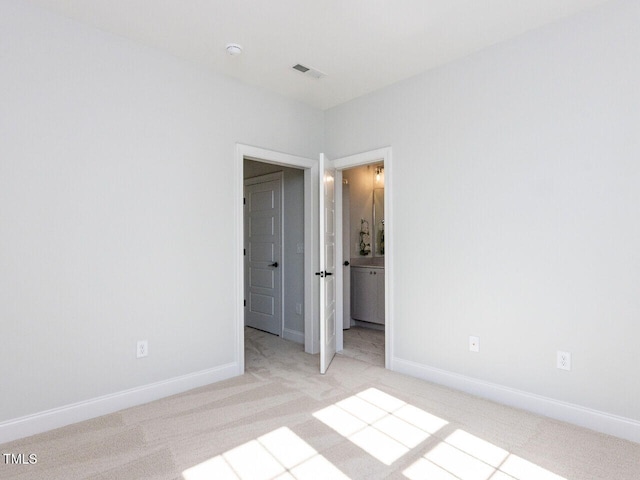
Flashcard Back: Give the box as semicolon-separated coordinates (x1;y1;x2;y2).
375;166;384;183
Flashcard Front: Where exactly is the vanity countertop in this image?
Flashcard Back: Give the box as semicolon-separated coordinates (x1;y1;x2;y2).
350;257;384;268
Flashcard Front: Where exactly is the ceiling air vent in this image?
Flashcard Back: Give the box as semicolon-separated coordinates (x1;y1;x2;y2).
292;63;326;80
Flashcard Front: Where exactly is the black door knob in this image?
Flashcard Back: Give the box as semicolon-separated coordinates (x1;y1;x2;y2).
343;261;350;266
269;262;278;267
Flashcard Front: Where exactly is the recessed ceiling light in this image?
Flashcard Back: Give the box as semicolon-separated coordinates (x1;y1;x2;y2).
226;43;243;56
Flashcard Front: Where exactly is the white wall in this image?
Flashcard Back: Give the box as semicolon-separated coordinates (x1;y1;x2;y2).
326;0;640;429
243;160;305;341
0;0;322;427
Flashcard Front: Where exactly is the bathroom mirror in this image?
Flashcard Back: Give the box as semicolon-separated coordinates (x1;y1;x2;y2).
373;188;384;256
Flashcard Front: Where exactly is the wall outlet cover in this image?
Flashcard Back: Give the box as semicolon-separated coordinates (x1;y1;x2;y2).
557;351;571;370
469;336;480;353
137;340;148;358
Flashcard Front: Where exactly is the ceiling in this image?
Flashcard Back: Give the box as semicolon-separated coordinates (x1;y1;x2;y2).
25;0;610;110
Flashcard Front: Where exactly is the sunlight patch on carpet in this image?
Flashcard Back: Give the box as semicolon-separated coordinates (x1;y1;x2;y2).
182;426;349;480
184;387;568;480
403;429;567;480
313;387;448;465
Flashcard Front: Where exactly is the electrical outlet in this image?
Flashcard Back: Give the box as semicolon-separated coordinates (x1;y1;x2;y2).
557;351;571;371
137;340;148;358
469;336;480;353
296;243;304;254
295;303;302;315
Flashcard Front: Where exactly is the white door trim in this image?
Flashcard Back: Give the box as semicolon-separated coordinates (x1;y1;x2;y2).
333;147;393;369
244;172;284;336
235;144;318;375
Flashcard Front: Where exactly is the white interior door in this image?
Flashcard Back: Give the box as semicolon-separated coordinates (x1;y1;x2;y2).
319;154;337;374
245;174;282;335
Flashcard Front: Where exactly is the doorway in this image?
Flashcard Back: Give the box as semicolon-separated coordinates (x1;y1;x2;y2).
333;147;393;370
244;161;308;343
338;162;386;367
235;145;317;374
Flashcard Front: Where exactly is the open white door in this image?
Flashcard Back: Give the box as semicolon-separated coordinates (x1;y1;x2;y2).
319;153;336;374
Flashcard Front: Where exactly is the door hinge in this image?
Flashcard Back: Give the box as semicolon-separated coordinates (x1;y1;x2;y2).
243;248;246;256
244;299;246;307
243;197;246;205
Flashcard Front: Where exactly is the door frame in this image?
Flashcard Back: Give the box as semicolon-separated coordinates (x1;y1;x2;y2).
235;144;318;374
333;147;393;369
341;182;351;332
244;172;284;337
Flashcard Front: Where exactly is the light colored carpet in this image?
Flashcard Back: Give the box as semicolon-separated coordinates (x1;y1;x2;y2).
2;327;639;480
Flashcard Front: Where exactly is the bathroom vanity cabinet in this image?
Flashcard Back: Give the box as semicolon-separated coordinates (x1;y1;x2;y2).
351;266;385;324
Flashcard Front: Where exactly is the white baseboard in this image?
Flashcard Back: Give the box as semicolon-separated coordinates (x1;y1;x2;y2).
0;362;239;445
392;357;640;444
283;328;304;344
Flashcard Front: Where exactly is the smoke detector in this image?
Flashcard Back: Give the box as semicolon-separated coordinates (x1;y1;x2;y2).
292;63;326;80
226;43;243;56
